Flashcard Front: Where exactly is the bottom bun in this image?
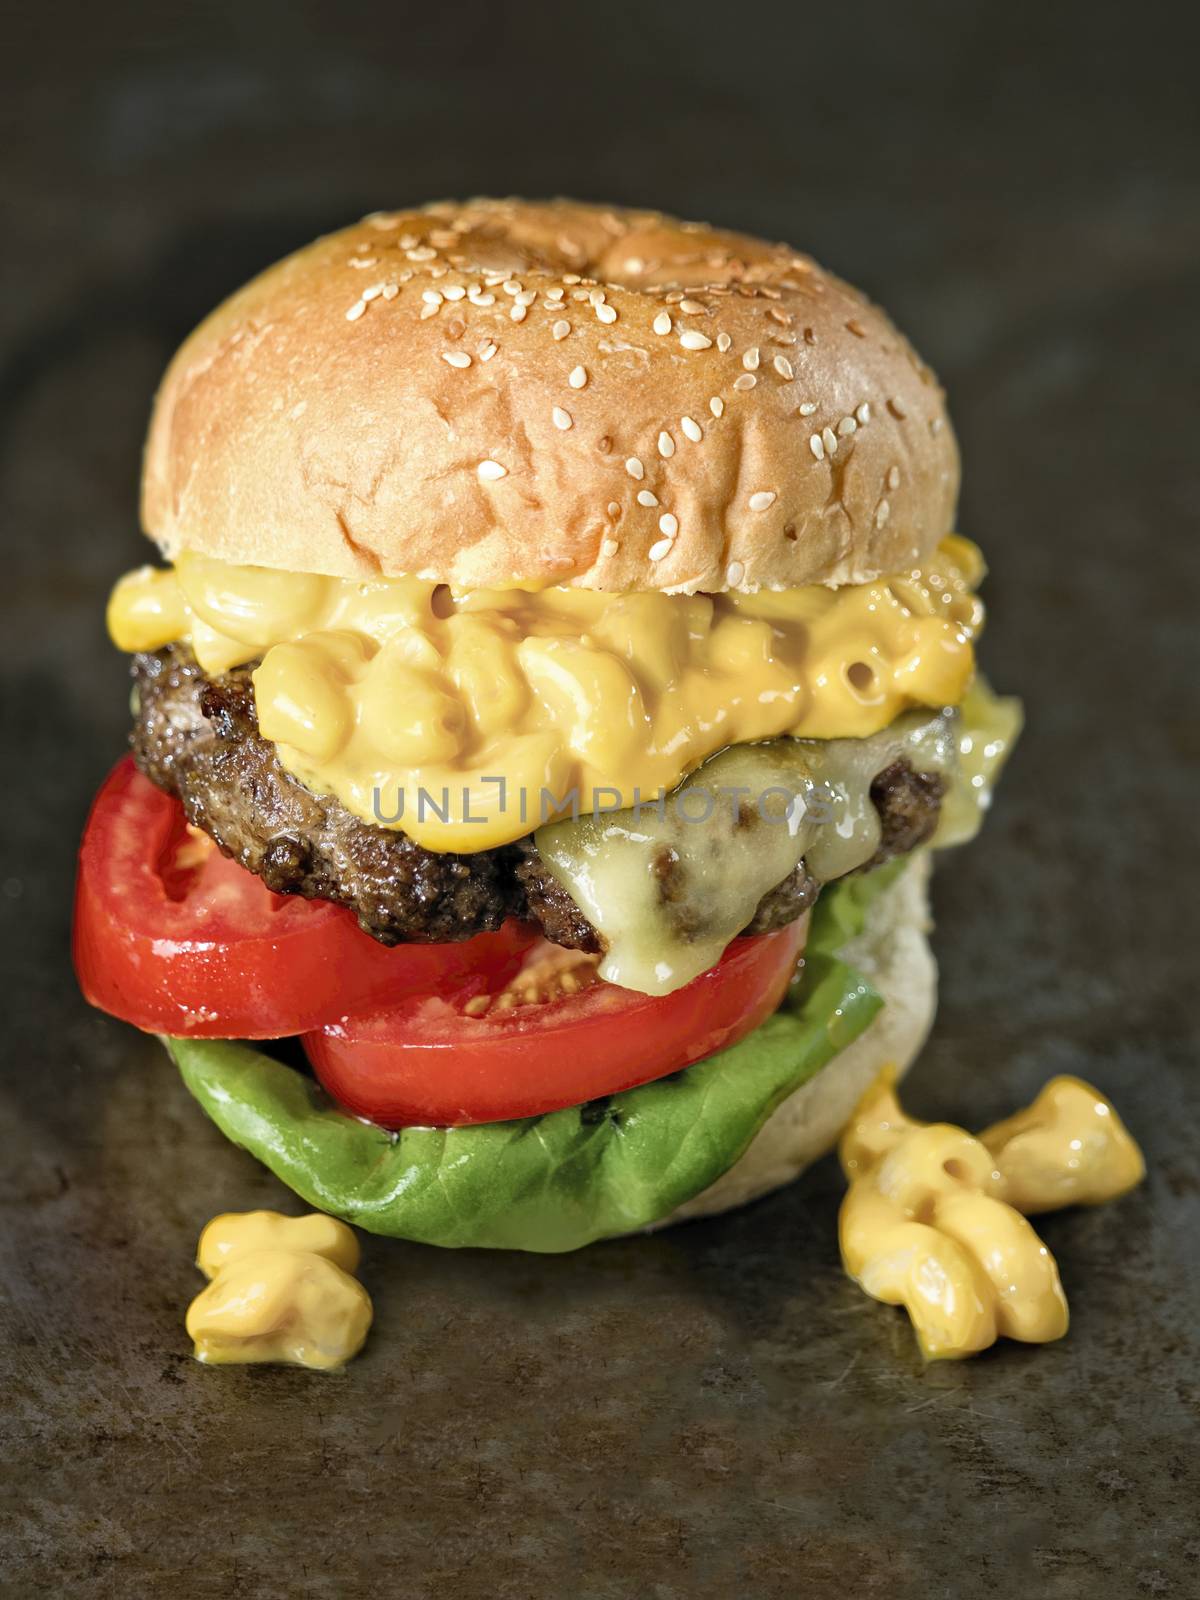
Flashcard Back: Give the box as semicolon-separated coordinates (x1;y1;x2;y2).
659;853;936;1227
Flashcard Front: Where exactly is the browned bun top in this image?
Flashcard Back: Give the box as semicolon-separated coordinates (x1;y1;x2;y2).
142;199;959;592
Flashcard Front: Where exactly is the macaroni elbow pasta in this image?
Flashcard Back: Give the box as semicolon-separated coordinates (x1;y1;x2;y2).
838;1073;1143;1360
107;536;985;851
979;1075;1146;1213
186;1210;373;1370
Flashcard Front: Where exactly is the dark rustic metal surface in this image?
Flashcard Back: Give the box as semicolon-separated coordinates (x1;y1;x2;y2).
2;4;1198;1594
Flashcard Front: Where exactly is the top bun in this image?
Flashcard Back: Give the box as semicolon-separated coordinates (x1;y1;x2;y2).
142;199;959;594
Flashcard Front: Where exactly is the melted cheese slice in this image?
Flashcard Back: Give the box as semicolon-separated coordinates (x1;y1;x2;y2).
536;711;958;994
108;537;984;852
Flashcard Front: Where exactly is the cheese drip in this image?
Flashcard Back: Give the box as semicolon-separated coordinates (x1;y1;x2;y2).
108;537;984;852
535;677;1018;996
535;711;957;995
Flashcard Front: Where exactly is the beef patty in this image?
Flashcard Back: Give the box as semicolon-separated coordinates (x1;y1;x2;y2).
130;644;944;949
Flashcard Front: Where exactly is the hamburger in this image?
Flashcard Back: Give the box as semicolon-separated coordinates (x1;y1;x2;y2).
73;200;1020;1250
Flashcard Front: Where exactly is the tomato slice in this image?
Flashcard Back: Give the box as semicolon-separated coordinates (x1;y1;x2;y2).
303;919;808;1127
73;759;535;1037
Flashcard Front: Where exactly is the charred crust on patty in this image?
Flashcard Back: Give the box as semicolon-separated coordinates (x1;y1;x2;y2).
865;761;946;867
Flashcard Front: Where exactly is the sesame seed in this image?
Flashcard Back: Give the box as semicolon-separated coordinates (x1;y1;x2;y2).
502;280;521;296
648;537;673;562
658;430;675;458
726;560;746;587
773;355;794;380
809;433;825;461
442;351;472;368
681;416;702;442
552;320;571;340
478;341;498;362
510;303;528;323
422;289;444;306
348;256;378;269
596;303;617;324
733;373;757;391
443;285;466;301
568;365;588;389
625;457;645;479
743;347;760;371
838;416;857;436
419;303;440;320
887;466;901;489
407;245;436;261
798;401;817;416
709;396;724;417
822;426;838;455
846;319;867;337
659;512;679;537
361;283;384;302
876;499;891;527
381;283;399;300
679;330;713;351
588;288;606;307
606;502;621;518
653;311;673;336
345;301;367;322
716;332;733;353
516;288;537;307
637;489;659;507
469;291;496;307
546;287;565;301
552;407;572;430
563;273;581;285
679;298;706;315
887;397;907;419
749;491;776;511
856;401;871;424
477;459;507;481
601;538;620;557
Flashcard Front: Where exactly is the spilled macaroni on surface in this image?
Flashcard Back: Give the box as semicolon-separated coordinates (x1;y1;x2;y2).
838;1073;1144;1360
186;1210;372;1371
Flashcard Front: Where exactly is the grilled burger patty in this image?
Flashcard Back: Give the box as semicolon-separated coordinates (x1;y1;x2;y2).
130;645;944;950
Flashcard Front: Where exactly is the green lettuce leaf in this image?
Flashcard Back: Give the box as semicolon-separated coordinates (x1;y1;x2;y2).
166;861;906;1253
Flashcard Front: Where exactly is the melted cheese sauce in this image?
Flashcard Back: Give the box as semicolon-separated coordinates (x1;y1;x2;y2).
838;1073;1144;1360
108;538;984;851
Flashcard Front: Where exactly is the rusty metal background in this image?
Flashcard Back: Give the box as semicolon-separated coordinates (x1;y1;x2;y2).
2;3;1198;1594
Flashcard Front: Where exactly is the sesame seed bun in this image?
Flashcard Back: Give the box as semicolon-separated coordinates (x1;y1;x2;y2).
142;199;959;594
